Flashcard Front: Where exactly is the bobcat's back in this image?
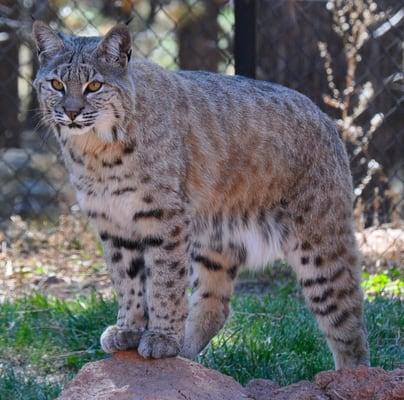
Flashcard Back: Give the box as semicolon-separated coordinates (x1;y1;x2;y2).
130;60;351;214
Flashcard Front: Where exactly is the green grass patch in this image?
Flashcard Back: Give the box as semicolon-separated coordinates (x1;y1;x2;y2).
0;275;402;399
199;290;403;385
362;267;404;299
0;294;114;399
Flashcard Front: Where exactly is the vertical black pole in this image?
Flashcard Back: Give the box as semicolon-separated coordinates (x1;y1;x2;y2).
234;0;256;78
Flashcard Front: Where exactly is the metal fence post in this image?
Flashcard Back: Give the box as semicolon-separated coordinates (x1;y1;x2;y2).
234;0;256;78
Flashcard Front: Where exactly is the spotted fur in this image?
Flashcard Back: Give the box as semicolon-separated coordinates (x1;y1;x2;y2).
33;22;369;368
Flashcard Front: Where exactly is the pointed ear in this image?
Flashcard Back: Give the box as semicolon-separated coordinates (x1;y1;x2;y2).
96;24;132;68
32;21;64;62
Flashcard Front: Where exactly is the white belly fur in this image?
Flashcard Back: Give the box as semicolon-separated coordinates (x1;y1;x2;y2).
232;223;284;270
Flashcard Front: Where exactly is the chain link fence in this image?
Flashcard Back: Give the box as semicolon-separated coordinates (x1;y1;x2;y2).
0;0;234;221
256;0;404;271
0;0;403;298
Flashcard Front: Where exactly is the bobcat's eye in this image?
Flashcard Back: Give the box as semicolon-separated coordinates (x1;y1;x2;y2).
51;79;64;91
86;81;103;93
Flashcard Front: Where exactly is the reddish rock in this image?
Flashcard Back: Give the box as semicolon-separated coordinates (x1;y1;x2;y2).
245;378;280;399
315;366;404;400
57;353;403;400
246;379;327;400
57;351;249;400
246;367;404;400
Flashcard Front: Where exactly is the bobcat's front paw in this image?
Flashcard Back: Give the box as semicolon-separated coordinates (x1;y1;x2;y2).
138;331;181;359
100;325;143;353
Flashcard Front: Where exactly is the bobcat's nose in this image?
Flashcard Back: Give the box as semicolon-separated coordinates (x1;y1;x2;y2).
64;108;83;121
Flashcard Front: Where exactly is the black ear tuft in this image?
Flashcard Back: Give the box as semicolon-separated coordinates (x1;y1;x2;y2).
125;16;135;26
96;24;132;68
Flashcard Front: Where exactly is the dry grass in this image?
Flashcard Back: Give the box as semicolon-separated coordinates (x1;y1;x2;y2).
1;213;403;301
0;213;109;301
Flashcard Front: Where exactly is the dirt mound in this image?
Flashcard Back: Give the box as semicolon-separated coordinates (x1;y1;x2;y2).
57;351;404;400
247;366;404;399
57;351;248;400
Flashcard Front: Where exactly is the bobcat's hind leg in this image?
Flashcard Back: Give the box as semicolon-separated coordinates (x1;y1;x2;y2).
180;248;238;359
284;207;369;369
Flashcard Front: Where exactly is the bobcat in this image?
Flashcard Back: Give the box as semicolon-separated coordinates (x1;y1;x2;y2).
33;21;369;369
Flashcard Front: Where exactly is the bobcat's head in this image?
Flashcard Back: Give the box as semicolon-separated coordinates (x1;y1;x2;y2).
33;22;133;142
